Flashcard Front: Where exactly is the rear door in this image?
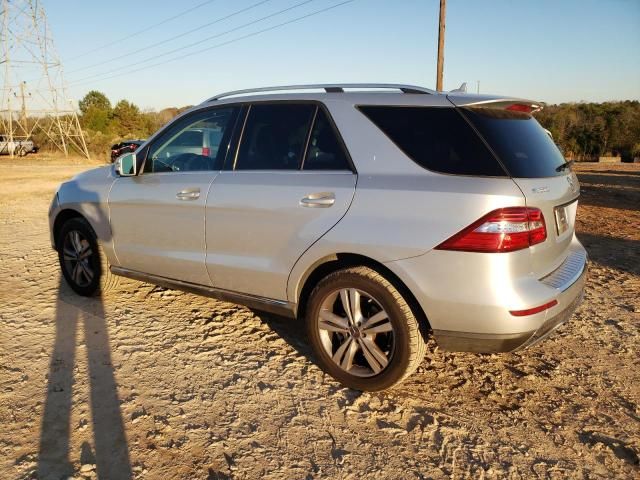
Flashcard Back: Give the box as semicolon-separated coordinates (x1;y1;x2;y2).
205;102;356;300
457;101;580;277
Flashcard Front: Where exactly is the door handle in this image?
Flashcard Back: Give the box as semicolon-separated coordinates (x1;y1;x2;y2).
300;192;335;208
176;188;200;200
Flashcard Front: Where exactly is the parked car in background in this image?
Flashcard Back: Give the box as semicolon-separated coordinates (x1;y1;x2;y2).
110;139;145;162
0;135;37;156
49;84;587;391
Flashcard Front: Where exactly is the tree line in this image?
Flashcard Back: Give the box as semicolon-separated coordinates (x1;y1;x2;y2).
534;100;640;161
38;90;640;162
74;90;192;160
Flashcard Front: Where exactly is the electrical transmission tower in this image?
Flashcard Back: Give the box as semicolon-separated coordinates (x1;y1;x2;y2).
0;0;89;158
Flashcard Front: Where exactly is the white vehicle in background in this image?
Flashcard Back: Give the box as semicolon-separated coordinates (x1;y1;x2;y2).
0;135;37;156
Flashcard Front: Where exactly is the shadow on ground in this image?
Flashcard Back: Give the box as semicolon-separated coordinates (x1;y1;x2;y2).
37;278;132;480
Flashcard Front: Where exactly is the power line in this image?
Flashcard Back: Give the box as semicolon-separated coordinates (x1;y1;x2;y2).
67;0;275;74
69;0;355;89
67;0;219;61
68;0;320;86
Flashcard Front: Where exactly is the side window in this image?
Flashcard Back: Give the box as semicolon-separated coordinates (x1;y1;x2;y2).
303;109;351;170
144;107;237;173
359;106;506;177
235;104;315;170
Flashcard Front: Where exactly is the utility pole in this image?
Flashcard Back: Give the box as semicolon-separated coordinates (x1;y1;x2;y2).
436;0;446;91
19;81;28;128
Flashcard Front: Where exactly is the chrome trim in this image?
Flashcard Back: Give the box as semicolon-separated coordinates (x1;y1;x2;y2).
300;192;336;208
206;84;435;102
175;188;201;200
540;249;587;291
110;267;296;318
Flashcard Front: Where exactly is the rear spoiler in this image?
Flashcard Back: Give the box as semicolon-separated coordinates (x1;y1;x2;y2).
447;93;544;113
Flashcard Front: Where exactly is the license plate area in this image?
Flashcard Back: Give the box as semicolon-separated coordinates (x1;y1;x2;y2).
554;200;577;236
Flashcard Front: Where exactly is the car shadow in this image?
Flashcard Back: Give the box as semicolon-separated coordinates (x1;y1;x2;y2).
37;277;132;479
250;309;315;361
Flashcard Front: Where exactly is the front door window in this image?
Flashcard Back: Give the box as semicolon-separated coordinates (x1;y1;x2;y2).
144;107;237;173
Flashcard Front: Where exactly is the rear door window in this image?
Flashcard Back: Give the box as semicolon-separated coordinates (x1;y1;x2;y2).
235;104;315;170
303;108;351;171
359;106;506;177
462;108;566;178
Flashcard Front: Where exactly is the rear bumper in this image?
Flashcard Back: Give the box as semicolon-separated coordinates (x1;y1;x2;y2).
432;249;587;353
385;236;588;353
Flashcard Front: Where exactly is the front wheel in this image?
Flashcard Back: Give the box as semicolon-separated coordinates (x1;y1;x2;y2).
305;266;427;391
57;217;118;296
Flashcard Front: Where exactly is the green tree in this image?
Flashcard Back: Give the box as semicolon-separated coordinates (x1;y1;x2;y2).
79;90;112;132
78;90;111;115
112;100;144;137
82;106;111;132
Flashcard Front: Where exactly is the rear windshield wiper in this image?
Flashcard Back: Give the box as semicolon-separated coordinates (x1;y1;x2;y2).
555;159;574;172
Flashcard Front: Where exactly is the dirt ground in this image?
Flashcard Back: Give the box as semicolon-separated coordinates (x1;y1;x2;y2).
0;156;638;480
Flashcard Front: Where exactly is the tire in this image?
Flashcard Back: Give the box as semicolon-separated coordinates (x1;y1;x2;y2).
305;266;427;391
57;217;119;296
16;146;26;157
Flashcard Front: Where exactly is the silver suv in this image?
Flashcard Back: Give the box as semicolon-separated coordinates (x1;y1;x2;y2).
49;84;587;391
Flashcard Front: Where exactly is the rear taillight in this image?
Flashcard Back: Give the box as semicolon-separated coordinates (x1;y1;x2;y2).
435;207;547;253
202;147;211;156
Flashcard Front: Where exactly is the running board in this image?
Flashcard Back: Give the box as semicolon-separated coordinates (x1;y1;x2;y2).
110;266;296;318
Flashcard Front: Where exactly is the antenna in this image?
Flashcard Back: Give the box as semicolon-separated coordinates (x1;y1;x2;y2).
0;0;89;158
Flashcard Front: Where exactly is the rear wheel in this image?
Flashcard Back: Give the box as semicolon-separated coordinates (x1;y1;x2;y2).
305;266;426;391
57;217;118;296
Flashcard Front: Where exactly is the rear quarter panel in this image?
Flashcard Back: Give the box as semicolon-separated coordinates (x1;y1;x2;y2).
287;99;527;303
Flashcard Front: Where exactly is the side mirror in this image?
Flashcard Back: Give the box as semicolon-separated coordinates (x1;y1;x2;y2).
115;152;137;176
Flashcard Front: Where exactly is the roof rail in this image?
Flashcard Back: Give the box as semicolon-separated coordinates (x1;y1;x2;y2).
206;83;435;102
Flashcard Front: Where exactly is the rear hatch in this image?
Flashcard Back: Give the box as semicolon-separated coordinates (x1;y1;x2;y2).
448;94;580;278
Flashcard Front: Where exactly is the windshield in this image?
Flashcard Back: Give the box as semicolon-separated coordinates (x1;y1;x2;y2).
462;108;567;178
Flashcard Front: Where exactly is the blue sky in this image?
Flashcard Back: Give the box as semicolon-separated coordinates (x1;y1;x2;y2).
44;0;640;110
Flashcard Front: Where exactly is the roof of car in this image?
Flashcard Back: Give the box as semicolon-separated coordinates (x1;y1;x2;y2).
200;84;538;109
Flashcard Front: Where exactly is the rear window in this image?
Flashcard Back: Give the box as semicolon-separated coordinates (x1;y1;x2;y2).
462;108;566;178
359;106;506;177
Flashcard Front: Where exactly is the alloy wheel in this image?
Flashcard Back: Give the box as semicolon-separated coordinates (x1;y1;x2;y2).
317;288;395;377
62;230;94;288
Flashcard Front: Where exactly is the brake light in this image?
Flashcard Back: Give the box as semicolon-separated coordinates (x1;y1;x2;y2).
435;207;547;253
202;147;210;156
506;103;539;113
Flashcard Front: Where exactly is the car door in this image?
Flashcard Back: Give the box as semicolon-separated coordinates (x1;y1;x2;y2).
205;103;357;300
108;106;240;285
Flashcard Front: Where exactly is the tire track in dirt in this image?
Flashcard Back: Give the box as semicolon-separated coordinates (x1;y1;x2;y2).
0;160;638;479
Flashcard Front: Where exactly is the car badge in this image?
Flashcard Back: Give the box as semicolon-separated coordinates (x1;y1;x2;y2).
531;186;550;193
